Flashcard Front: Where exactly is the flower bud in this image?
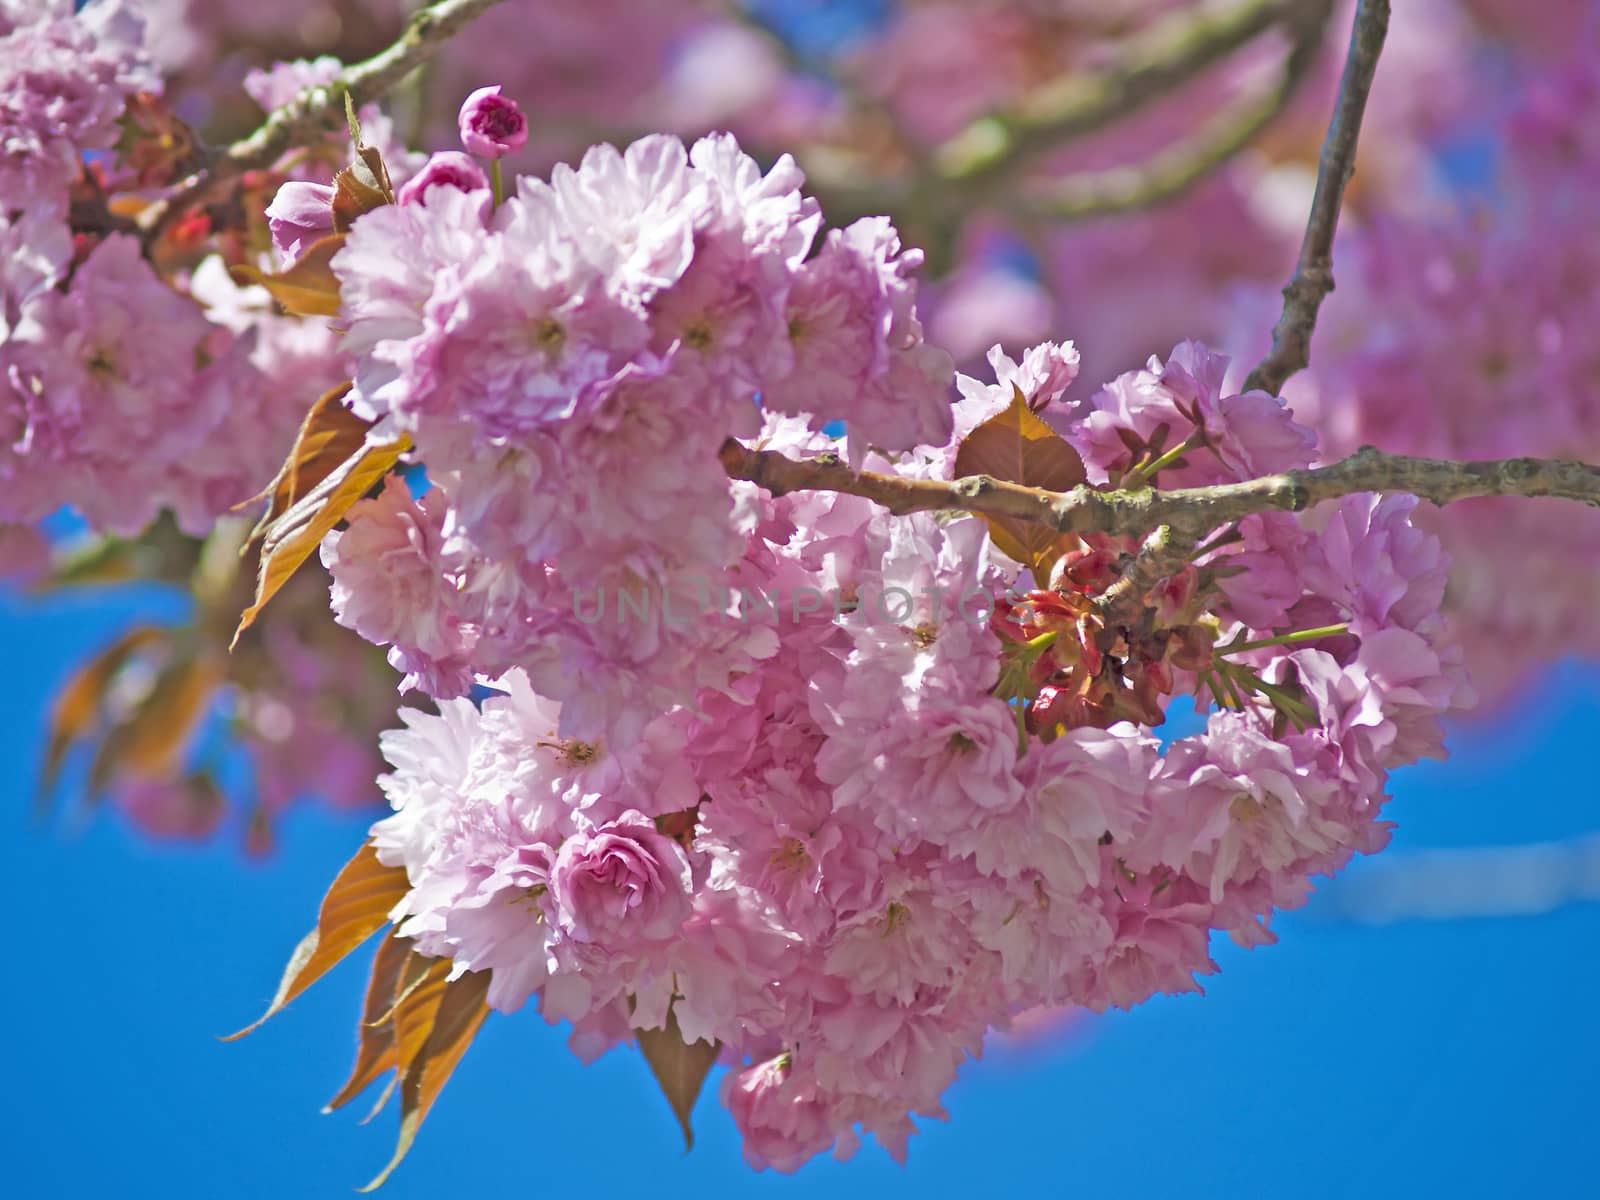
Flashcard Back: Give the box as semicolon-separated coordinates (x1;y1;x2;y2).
263;180;335;264
458;85;528;159
398;151;490;207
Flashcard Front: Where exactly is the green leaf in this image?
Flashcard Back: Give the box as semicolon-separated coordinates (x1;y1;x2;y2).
635;1003;720;1151
952;384;1088;577
225;842;408;1039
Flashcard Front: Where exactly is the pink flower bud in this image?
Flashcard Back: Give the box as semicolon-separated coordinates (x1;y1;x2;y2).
458;85;528;160
398;151;490;207
263;180;335;264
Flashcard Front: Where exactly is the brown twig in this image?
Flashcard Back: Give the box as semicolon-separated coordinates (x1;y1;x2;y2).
723;442;1600;540
138;0;509;240
1242;0;1391;395
1099;0;1387;620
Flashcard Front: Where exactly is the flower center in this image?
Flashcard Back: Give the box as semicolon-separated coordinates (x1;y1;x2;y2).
882;901;911;935
770;836;809;870
1229;793;1265;822
684;320;714;350
532;316;566;353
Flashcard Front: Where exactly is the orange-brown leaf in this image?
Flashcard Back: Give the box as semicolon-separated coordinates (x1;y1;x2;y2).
231;233;347;317
324;933;414;1114
360;965;490;1191
636;1004;720;1151
332;146;395;233
389;953;453;1064
86;654;223;799
242;383;367;535
952;384;1088;576
39;626;165;801
232;431;409;647
226;842;408;1039
107;194;155;219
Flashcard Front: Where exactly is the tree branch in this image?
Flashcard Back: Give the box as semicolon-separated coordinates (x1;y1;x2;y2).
1242;0;1390;395
1016;3;1328;222
138;0;509;238
803;0;1331;231
935;0;1309;188
722;441;1600;541
1095;526;1200;625
1094;0;1388;622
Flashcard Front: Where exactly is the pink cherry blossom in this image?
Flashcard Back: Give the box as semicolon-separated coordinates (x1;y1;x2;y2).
321;475;477;697
723;1056;839;1174
398;150;490;207
0;0;156;210
551;811;694;945
264;180;335;264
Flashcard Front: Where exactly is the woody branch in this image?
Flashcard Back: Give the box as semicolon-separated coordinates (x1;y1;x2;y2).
138;0;510;239
721;442;1600;543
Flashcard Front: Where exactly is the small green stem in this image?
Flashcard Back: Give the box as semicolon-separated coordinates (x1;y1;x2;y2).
1026;630;1060;654
1217;665;1248;711
1218;623;1349;656
490;158;505;207
1123;428;1206;488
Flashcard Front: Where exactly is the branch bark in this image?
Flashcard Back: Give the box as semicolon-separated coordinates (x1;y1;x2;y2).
722;442;1600;541
1095;526;1200;625
1242;0;1391;395
139;0;509;238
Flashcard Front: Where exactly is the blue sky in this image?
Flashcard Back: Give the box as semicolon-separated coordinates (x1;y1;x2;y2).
17;4;1595;1196
4;583;1597;1199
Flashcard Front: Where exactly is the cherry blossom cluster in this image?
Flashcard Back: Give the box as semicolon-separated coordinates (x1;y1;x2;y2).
0;227;345;536
355;269;1470;1166
1;0;1571;1176
1;12;415;835
0;0;153;209
321;129;953;739
0;11;356;537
